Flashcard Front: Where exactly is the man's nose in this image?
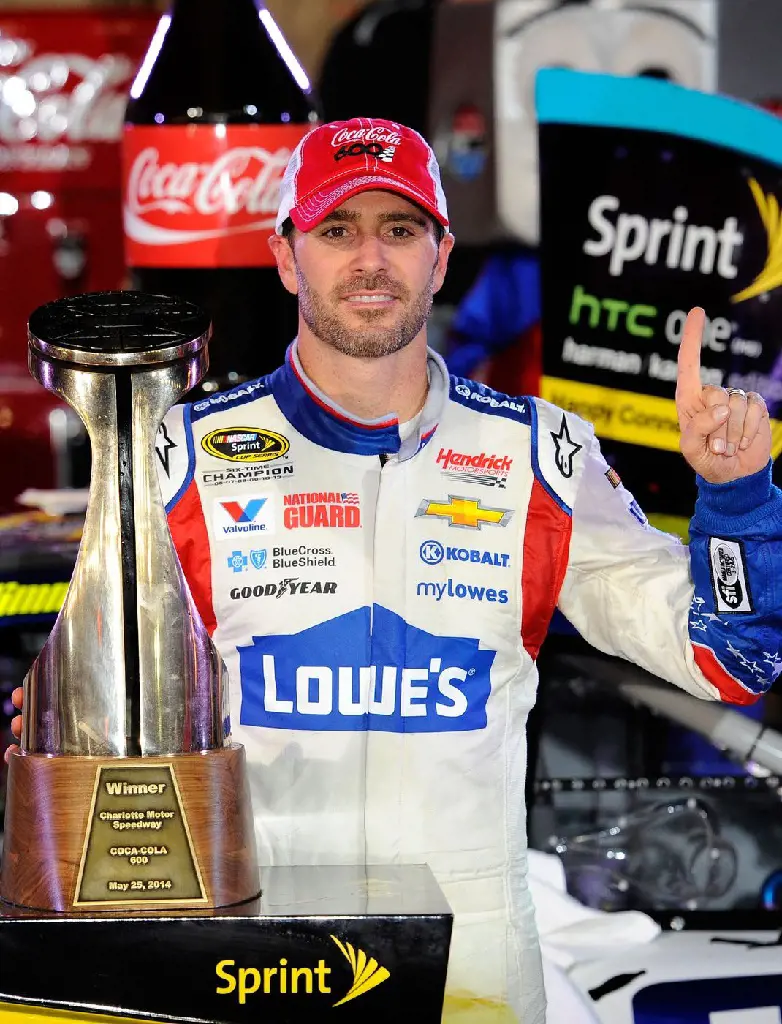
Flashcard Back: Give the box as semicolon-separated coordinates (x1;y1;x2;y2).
348;234;390;274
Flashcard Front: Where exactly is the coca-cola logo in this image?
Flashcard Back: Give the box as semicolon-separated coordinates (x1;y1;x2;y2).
124;143;293;246
0;36;134;147
331;126;403;148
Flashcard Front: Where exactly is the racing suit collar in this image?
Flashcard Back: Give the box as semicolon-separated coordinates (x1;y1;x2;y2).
270;340;446;458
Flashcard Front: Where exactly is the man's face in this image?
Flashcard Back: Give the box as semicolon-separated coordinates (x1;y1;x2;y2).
271;191;454;359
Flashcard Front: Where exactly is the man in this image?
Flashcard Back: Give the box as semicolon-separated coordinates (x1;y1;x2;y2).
8;118;782;1023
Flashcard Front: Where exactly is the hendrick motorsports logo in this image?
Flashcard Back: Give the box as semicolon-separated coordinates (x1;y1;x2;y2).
201;427;289;464
216;935;390;1007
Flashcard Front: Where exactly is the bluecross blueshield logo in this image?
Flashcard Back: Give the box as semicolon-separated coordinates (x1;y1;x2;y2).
238;605;496;733
419;539;510;568
227;551;248;573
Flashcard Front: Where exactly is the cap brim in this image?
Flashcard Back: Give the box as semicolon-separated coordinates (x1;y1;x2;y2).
289;173;449;232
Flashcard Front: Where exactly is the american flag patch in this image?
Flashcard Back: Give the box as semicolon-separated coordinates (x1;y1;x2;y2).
605;467;622;490
341;492;360;504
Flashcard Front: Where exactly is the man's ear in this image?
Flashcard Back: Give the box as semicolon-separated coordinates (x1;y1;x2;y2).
432;232;455;295
268;233;299;295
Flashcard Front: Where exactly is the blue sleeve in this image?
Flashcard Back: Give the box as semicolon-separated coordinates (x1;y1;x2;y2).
445;253;541;377
688;460;782;701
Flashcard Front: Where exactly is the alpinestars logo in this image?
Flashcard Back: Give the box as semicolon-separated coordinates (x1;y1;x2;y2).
155;422;177;478
550;415;582;478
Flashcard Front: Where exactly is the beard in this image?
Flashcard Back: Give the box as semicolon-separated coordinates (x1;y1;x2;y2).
295;265;435;359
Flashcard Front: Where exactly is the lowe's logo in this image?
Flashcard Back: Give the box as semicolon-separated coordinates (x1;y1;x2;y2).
238;605;495;732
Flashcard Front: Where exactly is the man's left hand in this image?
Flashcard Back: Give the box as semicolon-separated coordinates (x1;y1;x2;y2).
676;306;771;484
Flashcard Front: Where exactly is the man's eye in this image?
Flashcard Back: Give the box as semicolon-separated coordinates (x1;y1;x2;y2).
389;225;414;238
323;226;348;239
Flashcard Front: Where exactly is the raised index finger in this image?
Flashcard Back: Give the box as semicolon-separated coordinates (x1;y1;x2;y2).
676;306;706;403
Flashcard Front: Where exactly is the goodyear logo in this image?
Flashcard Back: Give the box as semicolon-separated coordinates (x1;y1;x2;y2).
215;936;389;1006
201;427;289;464
415;496;513;530
0;581;69;619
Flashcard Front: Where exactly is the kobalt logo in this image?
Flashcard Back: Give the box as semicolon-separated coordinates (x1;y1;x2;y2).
230;578;337;600
583;195;743;278
417;579;509;604
238;606;496;732
452;383;525;414
419;540;510;568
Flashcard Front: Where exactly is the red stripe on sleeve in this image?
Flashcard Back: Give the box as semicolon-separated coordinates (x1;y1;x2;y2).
692;643;761;706
167;480;217;636
521;478;572;660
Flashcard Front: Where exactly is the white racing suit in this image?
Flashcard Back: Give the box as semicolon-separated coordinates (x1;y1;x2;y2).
158;342;782;1023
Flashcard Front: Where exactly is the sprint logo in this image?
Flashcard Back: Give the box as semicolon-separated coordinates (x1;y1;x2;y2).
215;936;390;1006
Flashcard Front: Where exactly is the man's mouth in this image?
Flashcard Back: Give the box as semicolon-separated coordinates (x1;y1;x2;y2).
343;292;398;305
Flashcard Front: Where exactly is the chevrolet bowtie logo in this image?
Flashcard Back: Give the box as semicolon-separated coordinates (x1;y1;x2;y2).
415;496;513;530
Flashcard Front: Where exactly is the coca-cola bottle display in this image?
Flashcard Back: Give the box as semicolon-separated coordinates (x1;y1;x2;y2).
122;0;318;390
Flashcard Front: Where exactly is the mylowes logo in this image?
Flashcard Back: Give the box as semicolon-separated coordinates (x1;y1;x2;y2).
417;579;508;604
419;539;510;568
214;496;275;537
238;605;495;732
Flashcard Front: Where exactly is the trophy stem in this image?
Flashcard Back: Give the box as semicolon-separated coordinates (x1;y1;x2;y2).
117;371;142;756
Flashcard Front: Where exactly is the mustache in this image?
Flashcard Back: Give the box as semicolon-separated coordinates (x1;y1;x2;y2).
333;274;407;300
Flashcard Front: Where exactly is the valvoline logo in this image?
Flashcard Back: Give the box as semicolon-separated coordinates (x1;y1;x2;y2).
238;605;495;732
214;495;275;537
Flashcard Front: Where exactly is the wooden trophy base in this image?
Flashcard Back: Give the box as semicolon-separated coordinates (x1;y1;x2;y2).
0;745;260;914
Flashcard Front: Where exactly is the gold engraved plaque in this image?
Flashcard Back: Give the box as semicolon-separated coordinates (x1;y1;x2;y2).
74;763;207;907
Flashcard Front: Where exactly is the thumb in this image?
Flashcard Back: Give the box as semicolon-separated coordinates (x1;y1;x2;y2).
680;404;729;458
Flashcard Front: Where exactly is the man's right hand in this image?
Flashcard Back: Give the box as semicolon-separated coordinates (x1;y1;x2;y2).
5;687;22;763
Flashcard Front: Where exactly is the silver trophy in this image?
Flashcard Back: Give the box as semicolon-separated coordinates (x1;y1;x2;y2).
1;291;259;913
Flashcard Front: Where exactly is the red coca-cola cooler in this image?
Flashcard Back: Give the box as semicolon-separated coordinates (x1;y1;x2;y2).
0;9;158;512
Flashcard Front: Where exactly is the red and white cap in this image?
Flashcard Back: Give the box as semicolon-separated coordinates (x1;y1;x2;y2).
275;117;450;233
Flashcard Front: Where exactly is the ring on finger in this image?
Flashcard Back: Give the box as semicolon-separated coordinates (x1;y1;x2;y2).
725;387;747;399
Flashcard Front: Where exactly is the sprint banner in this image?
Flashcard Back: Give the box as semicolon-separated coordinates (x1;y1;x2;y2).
536;69;782;519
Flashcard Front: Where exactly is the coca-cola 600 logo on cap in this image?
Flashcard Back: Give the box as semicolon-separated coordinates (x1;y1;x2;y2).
122;123;311;268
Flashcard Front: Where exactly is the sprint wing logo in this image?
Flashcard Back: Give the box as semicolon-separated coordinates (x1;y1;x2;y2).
330;935;390;1007
732;177;782;303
